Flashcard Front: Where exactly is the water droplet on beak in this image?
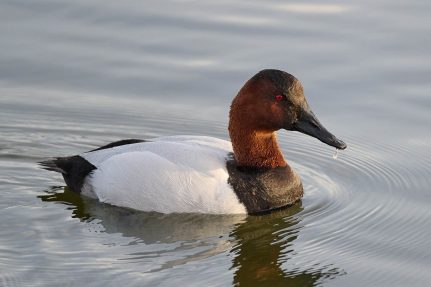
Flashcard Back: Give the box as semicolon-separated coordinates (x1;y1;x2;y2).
332;149;339;160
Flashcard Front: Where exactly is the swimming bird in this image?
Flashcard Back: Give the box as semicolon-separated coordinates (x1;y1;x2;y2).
40;69;346;214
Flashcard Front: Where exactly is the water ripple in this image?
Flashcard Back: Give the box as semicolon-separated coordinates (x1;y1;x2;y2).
273;132;431;283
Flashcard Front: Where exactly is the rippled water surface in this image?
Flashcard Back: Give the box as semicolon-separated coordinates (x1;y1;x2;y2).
1;0;431;286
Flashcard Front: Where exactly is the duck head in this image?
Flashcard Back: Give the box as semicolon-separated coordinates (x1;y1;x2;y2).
229;69;346;168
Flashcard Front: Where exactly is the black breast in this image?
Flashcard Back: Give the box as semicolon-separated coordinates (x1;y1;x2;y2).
226;153;303;214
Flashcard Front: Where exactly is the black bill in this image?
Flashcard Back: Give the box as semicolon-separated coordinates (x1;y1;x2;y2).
292;108;347;150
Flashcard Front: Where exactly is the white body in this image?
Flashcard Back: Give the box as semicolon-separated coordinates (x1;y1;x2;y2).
80;136;247;214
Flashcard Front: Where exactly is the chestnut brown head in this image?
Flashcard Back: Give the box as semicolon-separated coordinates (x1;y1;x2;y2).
229;69;346;150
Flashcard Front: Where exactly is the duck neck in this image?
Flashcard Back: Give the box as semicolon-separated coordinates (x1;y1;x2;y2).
228;123;287;168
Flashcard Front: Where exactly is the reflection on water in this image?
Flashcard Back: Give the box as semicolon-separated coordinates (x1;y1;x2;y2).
39;188;343;286
230;207;342;286
39;187;245;244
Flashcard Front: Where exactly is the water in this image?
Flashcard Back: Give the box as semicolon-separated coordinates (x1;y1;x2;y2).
1;0;431;286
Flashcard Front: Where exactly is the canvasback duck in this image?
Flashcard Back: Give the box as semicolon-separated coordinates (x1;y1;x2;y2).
40;69;346;214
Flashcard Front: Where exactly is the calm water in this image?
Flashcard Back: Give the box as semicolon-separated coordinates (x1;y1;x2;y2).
1;0;431;286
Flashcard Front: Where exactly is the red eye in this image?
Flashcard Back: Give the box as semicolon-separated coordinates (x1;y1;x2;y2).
275;95;284;101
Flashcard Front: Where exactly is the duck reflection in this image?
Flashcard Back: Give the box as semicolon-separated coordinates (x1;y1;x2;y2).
39;187;245;243
39;187;343;286
230;206;342;286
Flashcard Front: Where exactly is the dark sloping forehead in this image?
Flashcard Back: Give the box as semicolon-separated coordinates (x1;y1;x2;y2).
252;69;298;92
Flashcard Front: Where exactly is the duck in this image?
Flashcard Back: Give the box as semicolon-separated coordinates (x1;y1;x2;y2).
40;69;346;214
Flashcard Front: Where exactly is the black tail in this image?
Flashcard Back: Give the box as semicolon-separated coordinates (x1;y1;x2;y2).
39;138;146;192
39;158;67;174
38;156;96;193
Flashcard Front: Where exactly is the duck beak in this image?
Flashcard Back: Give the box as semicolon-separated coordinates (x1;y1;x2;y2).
291;108;347;150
